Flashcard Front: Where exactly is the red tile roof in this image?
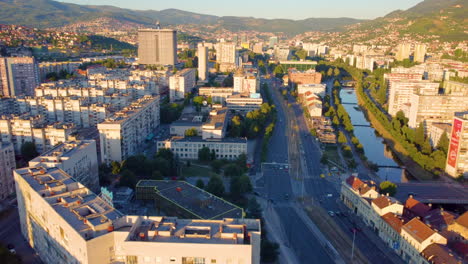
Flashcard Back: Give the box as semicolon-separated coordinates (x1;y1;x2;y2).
424;209;457;231
454;211;468;229
382;212;404;233
405;197;431;218
402;218;436;243
346;176;364;191
373;196;392;209
421;244;462;264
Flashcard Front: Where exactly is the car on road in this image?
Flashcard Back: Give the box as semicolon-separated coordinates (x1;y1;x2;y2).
7;244;15;254
328;211;335;217
326;193;333;198
284;193;289;200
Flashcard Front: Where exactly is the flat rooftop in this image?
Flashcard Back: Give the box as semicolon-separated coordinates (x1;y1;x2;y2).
100;95;159;124
395;182;468;205
136;180;244;220
15;167;123;240
29;140;94;164
161;136;247;144
126;216;259;245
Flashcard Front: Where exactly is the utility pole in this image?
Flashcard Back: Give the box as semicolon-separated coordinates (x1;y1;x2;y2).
351;229;356;260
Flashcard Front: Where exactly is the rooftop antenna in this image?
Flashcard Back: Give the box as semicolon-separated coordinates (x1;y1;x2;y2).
156;20;161;30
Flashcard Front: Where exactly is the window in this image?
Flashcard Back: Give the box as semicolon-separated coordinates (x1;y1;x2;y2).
182;257;205;264
126;256;138;264
170;257;177;262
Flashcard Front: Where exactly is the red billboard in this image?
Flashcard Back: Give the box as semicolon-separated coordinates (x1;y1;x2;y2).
447;118;463;168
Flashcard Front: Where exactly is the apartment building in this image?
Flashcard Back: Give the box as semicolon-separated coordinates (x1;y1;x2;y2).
233;70;259;94
215;42;239;72
445;111;468;179
198;87;234;104
413;44;427;63
0;114;76;153
14;167;261;264
297;83;327;97
169;68;196;102
138;29;177;66
288;68;322;86
387;80;439;117
197;43;209;81
98;96;160;163
0;142;15;200
395;43;411;61
39;61;81;81
0;56;39;97
226;94;263;112
407;90;468;128
427;122;451;147
29;140;100;192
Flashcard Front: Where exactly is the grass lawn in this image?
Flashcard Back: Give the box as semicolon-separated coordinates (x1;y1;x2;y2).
324;144;344;166
181;163;219;178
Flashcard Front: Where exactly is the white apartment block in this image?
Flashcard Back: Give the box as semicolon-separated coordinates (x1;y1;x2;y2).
169;69;196;102
198;87;234;104
157;137;248;161
297;83;326;97
98;96;160;163
233;71;259;94
0;114;75;153
226;94;263;112
0;142;15;200
198;43;209;81
14;166;260;264
408;91;468;128
215;42;239;72
387;80;439;117
29;140;100;192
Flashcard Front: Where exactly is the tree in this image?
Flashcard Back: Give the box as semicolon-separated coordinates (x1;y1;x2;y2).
224;164;242;177
379;181;397;196
196;179;205;189
295;49;307;60
21;141;38;162
320;153;329;165
334;68;341;77
185;128;198;137
230;175;252;199
211;159;224;174
414;122;426;148
151;171;163;180
338;131;347;144
436;132;449;154
261;240;279;263
273;65;284;78
327;68;334;77
247;197;262;219
198;147;211;162
119;170;137;189
156;148;174;161
111;161;123;175
205;175;225;197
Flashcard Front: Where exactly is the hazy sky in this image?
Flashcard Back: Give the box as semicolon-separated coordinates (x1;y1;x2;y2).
57;0;423;20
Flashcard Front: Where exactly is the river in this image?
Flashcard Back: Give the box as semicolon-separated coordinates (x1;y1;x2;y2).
339;88;412;183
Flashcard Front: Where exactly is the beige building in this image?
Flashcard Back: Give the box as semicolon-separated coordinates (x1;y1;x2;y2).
387;80;439;117
445;111;468;179
199;87;234;104
297;83;327;97
138;29;177;66
340;176;379;226
408;91;468;128
29;140;100;192
395;43;411;61
233;69;259;94
157;137;248;160
443;80;468;94
413;44;427;63
428;122;451;147
447;211;468;241
400;218;447;264
215;42;239;72
169;68;196;102
0;114;76;153
39;61;81;81
0;57;39;97
197;43;209;81
0;143;15;200
14;166;260;264
98;96;160;163
226;94;263;112
202;108;228;140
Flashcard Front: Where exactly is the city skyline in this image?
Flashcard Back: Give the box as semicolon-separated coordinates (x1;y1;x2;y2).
57;0;423;20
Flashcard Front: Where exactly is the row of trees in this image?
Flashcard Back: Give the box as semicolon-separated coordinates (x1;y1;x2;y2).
227;103;276;139
332;61;449;175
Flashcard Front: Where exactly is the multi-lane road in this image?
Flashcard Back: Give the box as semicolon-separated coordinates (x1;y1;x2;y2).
262;76;404;264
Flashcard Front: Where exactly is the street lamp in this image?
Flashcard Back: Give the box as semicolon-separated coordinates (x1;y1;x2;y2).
351;228;356;260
